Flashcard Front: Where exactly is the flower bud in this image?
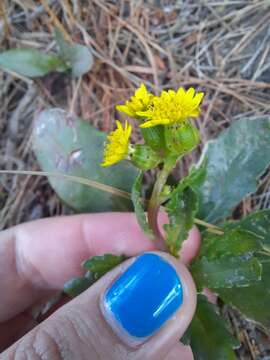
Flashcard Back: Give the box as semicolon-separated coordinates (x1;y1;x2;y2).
165;122;200;155
141;126;166;151
131;144;162;170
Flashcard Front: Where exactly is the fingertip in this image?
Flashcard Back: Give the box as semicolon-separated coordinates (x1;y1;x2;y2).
4;252;197;360
179;226;201;265
157;211;201;264
81;212;155;256
100;251;197;350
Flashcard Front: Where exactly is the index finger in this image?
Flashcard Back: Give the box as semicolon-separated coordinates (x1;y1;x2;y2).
1;212;201;324
0;213;154;322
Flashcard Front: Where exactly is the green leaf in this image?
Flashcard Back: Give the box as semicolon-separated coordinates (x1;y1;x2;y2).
63;255;126;298
216;210;270;327
183;295;238;360
223;209;270;250
33;108;138;212
54;29;93;77
217;256;270;327
177;158;207;197
63;276;94;297
191;255;262;290
199;228;263;260
131;172;154;237
0;48;65;77
164;186;198;257
83;254;126;280
196;117;270;223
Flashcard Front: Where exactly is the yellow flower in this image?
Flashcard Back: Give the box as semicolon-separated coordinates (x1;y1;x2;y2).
101;120;132;167
116;84;153;118
138;87;204;128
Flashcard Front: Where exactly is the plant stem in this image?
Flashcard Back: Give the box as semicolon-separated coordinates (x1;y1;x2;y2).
3;169;225;236
147;161;175;250
194;218;224;235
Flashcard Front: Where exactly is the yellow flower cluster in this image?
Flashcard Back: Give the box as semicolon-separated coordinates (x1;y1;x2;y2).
116;84;153;118
101;120;132;167
117;84;204;128
101;84;204;167
138;87;204;128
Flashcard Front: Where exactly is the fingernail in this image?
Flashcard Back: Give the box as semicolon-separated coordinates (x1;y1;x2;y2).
100;253;183;346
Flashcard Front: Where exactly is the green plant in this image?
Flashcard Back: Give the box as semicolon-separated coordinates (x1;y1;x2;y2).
3;82;269;359
0;28;93;78
31;84;270;359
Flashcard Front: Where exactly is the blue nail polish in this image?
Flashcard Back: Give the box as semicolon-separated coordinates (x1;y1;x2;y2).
101;253;183;343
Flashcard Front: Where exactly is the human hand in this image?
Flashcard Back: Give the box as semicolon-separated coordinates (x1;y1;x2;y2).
0;213;200;359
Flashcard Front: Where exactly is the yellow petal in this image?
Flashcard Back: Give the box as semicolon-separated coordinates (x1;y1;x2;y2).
124;121;132;137
140;118;171;128
136;110;153;117
135;83;147;99
177;87;185;98
161;90;170;101
116;104;135;117
101;120;132;167
189;109;201;118
186;87;195;99
193;92;204;105
168;89;176;97
115;120;122;128
101;161;110;167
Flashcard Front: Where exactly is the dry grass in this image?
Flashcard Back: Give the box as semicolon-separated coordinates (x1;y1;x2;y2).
0;1;270;358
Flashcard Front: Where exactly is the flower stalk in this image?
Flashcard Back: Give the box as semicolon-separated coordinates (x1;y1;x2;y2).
147;158;178;250
101;83;206;254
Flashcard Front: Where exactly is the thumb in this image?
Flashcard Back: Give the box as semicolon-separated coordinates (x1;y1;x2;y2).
3;252;196;360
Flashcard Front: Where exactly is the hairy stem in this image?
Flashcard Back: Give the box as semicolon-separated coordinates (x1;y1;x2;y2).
147;161;175;250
